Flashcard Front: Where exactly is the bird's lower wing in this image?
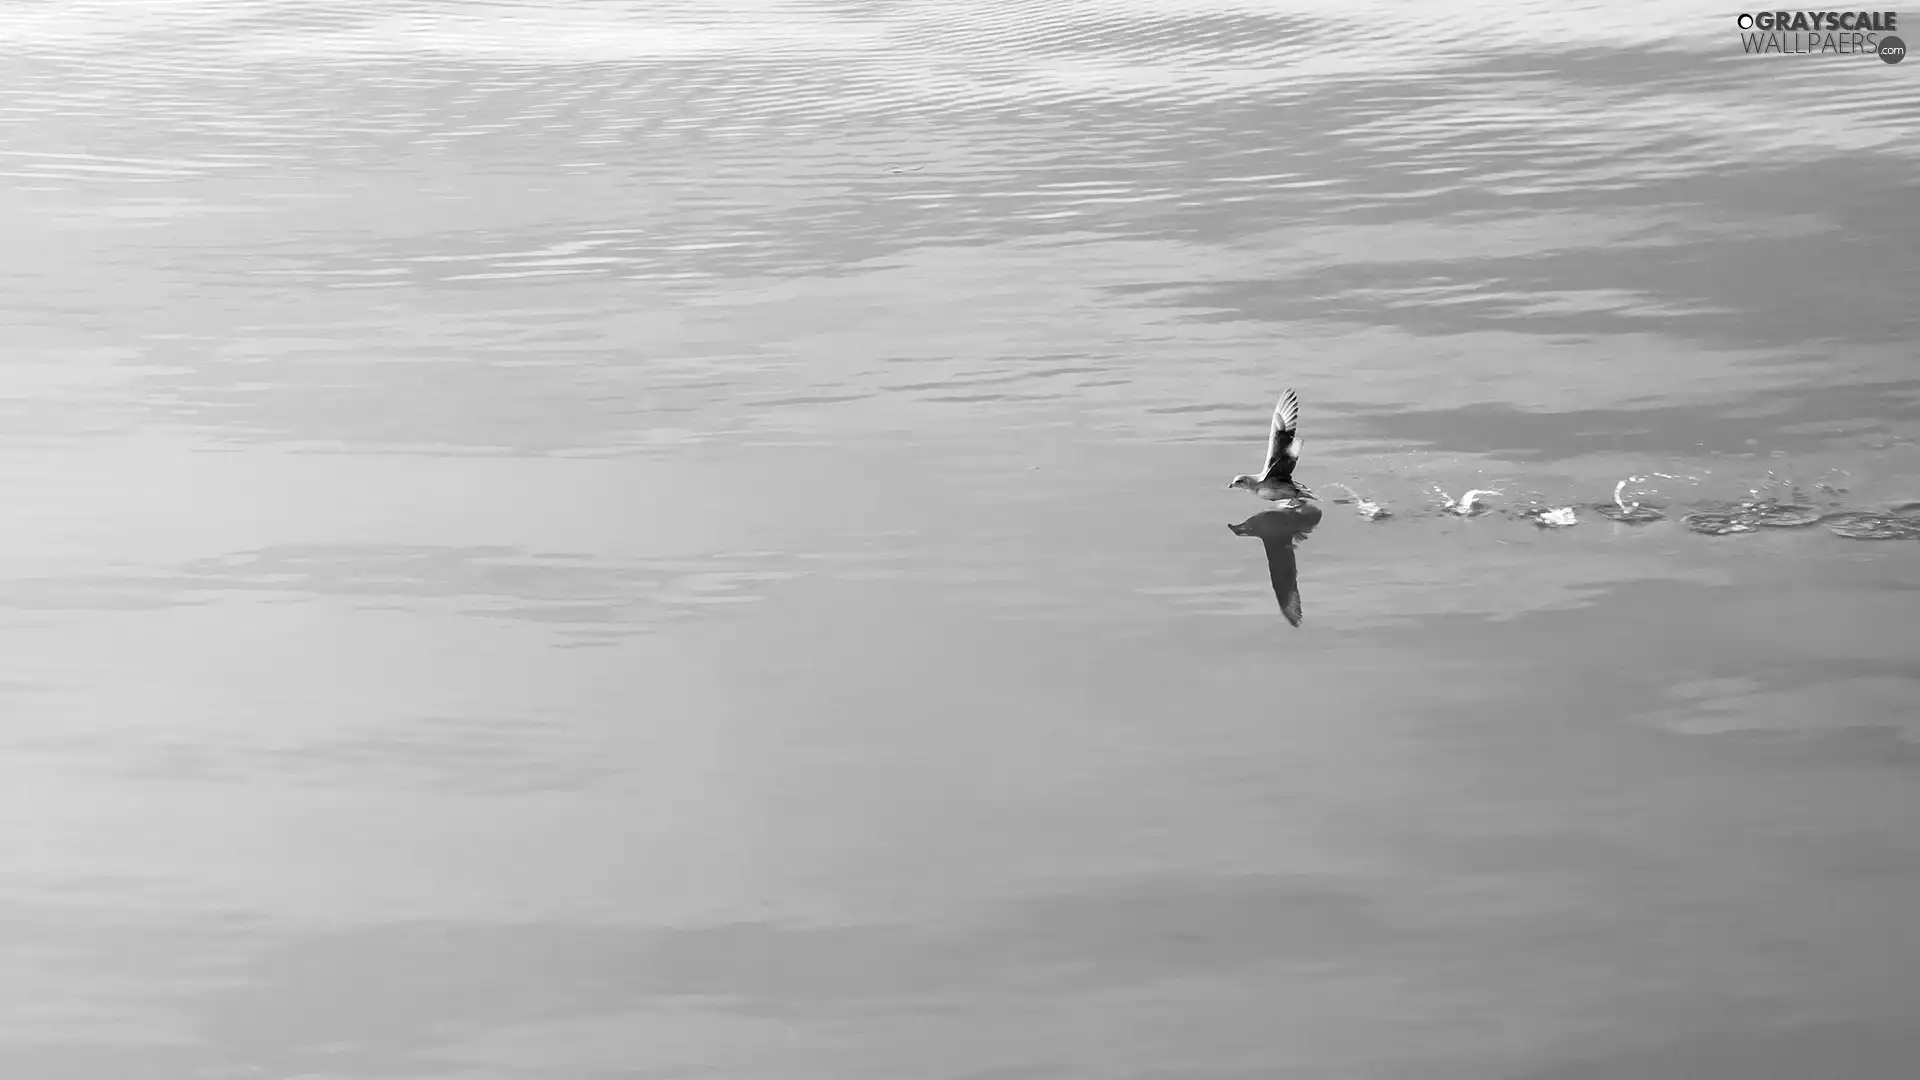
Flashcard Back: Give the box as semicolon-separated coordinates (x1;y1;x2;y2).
1263;538;1302;626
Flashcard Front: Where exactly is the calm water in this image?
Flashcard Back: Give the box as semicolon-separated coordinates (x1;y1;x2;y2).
3;1;1918;1077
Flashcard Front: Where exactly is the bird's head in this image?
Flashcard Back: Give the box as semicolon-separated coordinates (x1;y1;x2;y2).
1227;474;1256;490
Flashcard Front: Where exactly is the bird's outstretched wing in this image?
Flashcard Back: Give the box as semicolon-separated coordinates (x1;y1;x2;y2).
1260;389;1302;482
1262;535;1303;627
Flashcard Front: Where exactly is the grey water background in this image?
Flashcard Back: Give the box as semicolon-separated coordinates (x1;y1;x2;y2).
3;0;1918;1076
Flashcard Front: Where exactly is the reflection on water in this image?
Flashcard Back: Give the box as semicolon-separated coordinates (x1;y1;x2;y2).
3;0;1919;1077
1229;504;1322;626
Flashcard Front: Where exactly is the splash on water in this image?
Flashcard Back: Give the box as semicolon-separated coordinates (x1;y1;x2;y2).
1680;493;1831;535
1681;501;1757;535
1739;500;1824;528
1329;483;1390;520
1821;510;1920;541
1432;486;1501;516
1314;478;1909;540
1596;475;1665;522
1618;478;1639;510
1533;506;1578;528
1596;504;1665;522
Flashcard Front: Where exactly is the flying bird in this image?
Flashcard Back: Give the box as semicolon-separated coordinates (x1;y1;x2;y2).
1227;389;1317;507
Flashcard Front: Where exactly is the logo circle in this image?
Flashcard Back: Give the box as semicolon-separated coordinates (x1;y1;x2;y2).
1882;35;1907;63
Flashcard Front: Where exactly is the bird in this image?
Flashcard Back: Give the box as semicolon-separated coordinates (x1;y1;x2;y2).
1227;389;1318;507
1229;504;1322;627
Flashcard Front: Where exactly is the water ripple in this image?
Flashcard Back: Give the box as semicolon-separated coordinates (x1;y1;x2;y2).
0;544;809;644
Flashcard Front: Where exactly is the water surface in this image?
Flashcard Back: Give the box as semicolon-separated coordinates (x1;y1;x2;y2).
2;1;1918;1077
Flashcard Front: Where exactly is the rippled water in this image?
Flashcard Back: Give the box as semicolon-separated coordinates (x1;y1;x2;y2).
4;1;1919;1077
